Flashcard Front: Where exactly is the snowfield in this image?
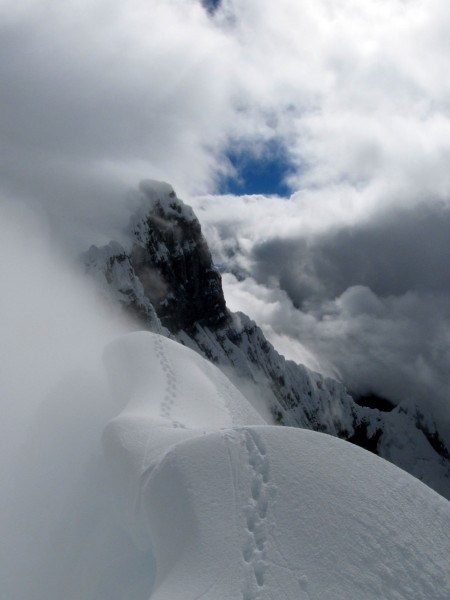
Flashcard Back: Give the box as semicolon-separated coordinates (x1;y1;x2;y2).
103;332;450;600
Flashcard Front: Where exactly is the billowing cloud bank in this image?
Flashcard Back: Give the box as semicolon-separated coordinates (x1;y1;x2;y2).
194;193;450;436
1;1;450;437
3;0;450;239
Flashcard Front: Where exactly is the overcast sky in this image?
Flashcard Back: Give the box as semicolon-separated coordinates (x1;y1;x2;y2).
2;0;450;430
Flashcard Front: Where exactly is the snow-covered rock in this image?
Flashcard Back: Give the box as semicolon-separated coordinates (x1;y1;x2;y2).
84;240;164;333
84;180;450;499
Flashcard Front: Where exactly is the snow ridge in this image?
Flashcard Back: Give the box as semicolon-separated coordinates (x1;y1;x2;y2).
102;331;450;600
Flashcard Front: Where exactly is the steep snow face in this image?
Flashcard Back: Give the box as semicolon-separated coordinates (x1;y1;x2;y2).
84;180;450;499
104;332;450;600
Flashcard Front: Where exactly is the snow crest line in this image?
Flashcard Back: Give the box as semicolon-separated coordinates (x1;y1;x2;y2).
242;428;272;600
154;336;185;429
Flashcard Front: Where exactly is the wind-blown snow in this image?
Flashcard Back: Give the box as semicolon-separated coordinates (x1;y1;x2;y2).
103;332;450;600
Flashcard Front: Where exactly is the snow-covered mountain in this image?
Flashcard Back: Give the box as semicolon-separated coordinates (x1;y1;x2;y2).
84;180;450;499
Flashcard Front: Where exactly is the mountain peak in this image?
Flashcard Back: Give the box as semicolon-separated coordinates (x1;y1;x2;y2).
132;180;196;230
88;180;228;333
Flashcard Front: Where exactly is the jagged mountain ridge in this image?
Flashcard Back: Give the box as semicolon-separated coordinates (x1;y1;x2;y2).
84;180;450;498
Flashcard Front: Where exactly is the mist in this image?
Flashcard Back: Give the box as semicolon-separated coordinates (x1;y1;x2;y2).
0;201;156;599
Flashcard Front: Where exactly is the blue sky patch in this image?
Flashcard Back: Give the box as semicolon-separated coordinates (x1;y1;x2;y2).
219;140;294;197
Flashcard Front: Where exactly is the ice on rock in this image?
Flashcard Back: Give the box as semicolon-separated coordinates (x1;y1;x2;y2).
103;331;450;600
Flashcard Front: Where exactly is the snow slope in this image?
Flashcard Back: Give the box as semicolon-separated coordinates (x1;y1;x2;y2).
103;331;450;600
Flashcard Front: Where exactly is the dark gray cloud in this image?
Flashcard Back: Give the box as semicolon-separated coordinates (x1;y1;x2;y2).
253;201;450;306
196;194;450;440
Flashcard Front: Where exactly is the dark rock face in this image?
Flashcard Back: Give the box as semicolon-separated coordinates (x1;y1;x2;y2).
352;392;396;412
129;203;228;332
347;421;383;454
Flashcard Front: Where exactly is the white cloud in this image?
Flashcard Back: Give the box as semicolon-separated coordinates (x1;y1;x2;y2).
2;0;450;438
3;0;450;242
0;0;237;249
